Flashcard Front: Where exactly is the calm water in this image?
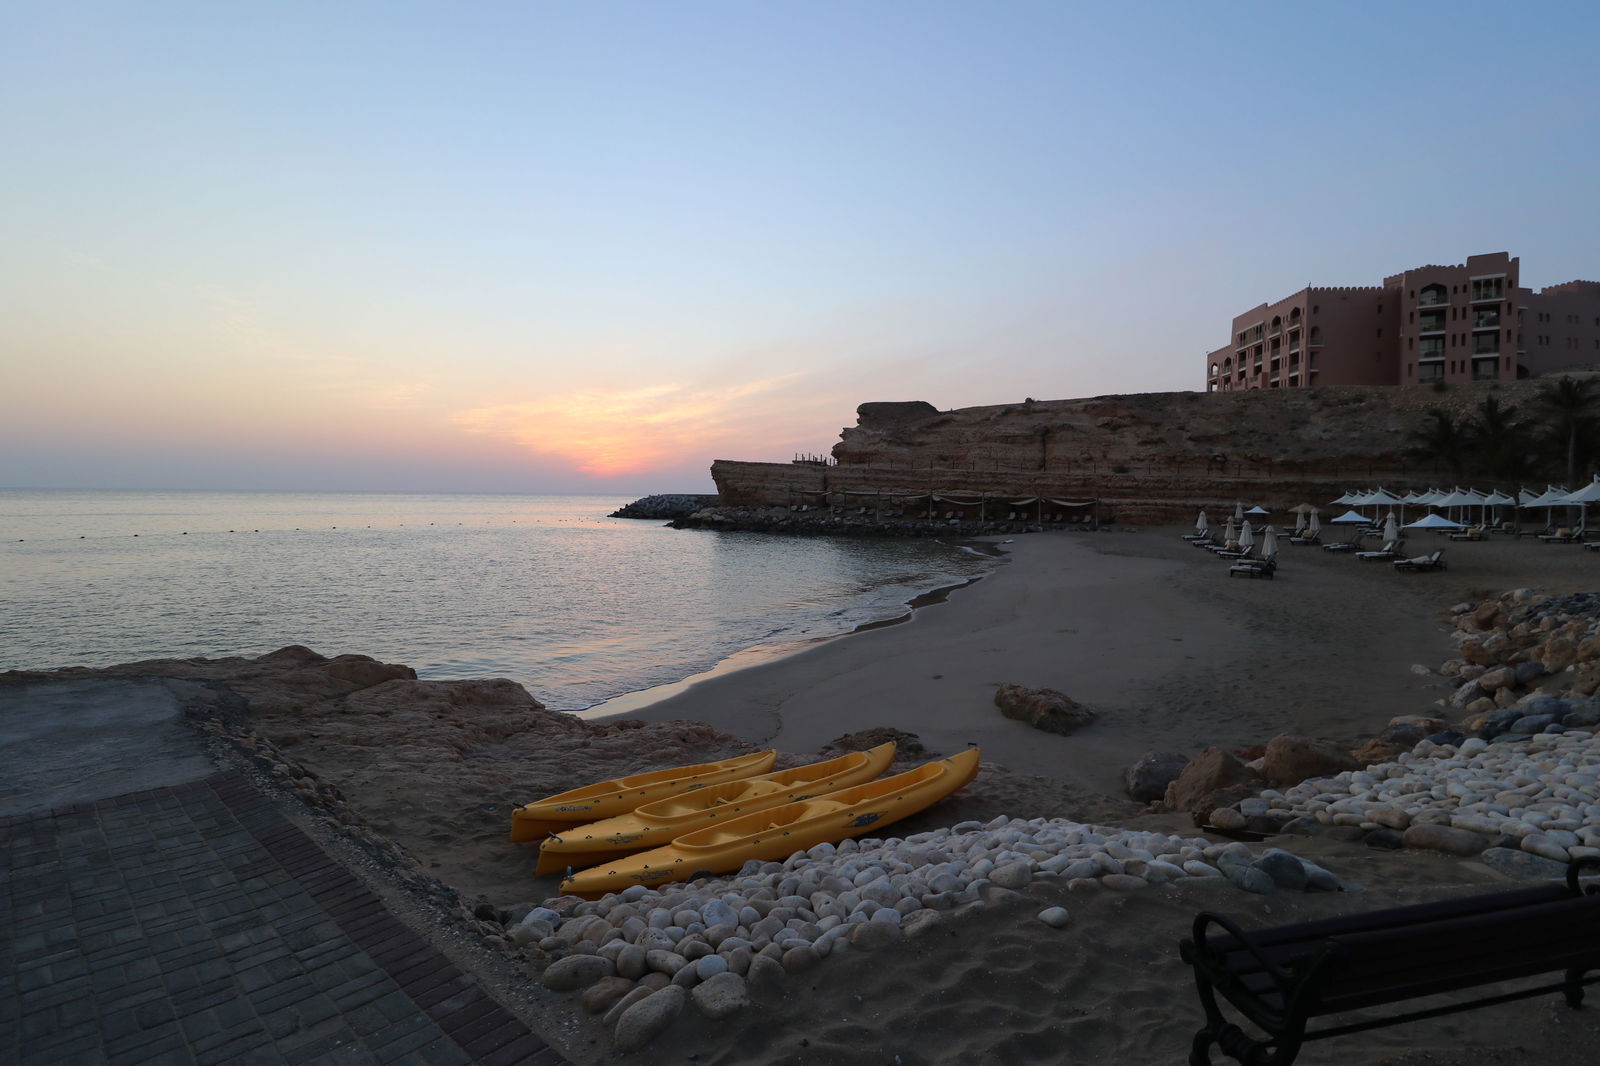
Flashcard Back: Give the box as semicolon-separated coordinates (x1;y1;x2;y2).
0;491;995;711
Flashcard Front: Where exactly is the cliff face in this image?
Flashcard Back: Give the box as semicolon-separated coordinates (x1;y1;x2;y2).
711;381;1559;524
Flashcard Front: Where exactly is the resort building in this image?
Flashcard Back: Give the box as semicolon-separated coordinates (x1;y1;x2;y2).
1205;252;1600;391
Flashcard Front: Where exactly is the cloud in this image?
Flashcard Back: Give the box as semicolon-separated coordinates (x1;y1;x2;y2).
453;374;806;476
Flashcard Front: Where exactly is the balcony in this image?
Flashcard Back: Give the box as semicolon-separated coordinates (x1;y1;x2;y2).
1474;311;1501;328
1472;337;1500;355
1471;289;1504;304
1472;358;1499;381
1418;293;1449;307
1418;340;1445;359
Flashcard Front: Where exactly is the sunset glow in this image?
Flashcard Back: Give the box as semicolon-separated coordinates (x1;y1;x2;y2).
3;3;1598;492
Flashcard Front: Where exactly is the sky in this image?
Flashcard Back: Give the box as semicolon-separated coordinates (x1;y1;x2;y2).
4;2;1599;494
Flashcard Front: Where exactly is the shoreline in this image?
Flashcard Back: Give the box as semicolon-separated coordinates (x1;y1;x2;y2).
576;566;998;721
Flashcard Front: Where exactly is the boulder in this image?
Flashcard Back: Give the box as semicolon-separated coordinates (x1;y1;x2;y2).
1261;735;1360;787
1402;824;1491;856
823;727;928;758
541;954;615;991
1540;637;1580;670
690;972;750;1019
1163;747;1263;821
994;683;1096;734
613;986;686;1053
1121;751;1190;802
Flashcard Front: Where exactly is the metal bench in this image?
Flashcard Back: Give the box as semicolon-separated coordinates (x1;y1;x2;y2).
1179;857;1600;1065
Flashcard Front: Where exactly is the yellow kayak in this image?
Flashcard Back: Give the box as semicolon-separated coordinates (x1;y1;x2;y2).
510;749;776;843
559;747;981;898
535;742;897;875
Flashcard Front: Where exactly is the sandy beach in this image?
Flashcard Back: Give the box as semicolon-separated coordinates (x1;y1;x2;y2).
14;524;1600;1064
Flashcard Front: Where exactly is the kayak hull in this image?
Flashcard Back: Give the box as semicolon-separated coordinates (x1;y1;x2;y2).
559;747;981;898
535;742;896;876
509;749;776;842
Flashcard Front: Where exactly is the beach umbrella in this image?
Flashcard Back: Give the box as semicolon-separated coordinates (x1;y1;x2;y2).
1330;509;1369;524
1404;513;1464;530
1245;505;1269;516
1553;477;1600;505
1308;511;1321;535
1238;521;1254;551
1331;491;1356;506
1261;525;1279;562
1233;502;1244;522
1382;513;1399;544
1194;509;1209;534
1482;490;1515;526
1222;518;1236;544
1292;509;1307;533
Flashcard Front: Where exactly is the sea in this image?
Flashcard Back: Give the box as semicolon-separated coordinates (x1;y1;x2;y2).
0;491;998;713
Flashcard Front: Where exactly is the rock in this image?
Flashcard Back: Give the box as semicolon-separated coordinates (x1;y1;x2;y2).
1261;735;1361;787
1037;907;1070;928
1100;874;1148;891
694;954;728;981
1541;637;1580;670
614;986;686;1053
691;972;749;1019
1163;747;1263;817
994;683;1096;734
823;727;928;758
616;945;648;980
1477;666;1515;693
1217;852;1275;895
579;976;635;1014
1402;824;1491;856
1351;739;1410;765
989;861;1032;889
1252;851;1307;891
1364;828;1404;850
1208;807;1247;831
850;920;904;950
645;949;687;976
1479;846;1571;881
541;954;615;991
601;985;654;1028
781;945;820;972
746;953;786;988
1121;751;1190;802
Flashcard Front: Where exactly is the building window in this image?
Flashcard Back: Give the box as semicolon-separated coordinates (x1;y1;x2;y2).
1418;284;1448;307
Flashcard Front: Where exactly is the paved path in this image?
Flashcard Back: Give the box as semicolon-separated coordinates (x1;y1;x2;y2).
0;679;571;1065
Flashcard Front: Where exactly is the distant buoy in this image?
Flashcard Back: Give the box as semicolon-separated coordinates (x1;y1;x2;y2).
182;532;187;535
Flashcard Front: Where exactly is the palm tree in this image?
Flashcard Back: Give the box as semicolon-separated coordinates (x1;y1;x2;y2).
1408;408;1474;479
1470;395;1530;480
1535;376;1599;485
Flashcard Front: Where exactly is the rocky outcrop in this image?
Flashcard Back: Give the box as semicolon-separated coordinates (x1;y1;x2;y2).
706;380;1570;526
993;684;1096;735
1162;747;1263;823
1121;751;1190;803
611;494;719;520
1260;735;1362;787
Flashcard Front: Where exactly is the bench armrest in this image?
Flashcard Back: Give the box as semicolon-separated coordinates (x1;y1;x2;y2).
1192;910;1296;986
1570;855;1600;895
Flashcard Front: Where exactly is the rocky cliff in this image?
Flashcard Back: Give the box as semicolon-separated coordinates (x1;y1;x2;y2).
706;381;1560;526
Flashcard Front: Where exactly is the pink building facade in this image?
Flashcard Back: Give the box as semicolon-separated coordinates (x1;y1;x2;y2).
1206;252;1600;391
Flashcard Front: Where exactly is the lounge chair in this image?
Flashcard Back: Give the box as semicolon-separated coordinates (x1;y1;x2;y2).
1287;530;1320;546
1215;545;1254;560
1394;549;1446;572
1540;527;1578;543
1228;558;1276;579
1448;526;1487;541
1355;540;1403;561
1321;534;1362;552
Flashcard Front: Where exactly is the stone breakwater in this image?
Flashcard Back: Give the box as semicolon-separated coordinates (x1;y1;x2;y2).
610;494;720;520
669;503;1112;538
517;815;1340;1051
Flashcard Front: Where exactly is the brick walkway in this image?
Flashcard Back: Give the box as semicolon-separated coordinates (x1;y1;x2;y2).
1;773;569;1066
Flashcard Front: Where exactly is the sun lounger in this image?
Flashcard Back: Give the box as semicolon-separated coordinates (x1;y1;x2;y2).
1448;526;1487;541
1228;559;1276;580
1321;535;1361;552
1540;527;1578;543
1393;549;1446;572
1355;540;1402;562
1287;531;1320;546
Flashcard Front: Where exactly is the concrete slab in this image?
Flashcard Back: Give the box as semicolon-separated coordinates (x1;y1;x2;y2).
0;678;218;818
